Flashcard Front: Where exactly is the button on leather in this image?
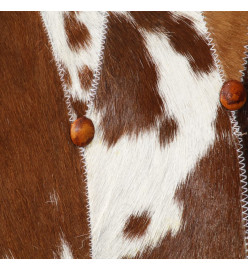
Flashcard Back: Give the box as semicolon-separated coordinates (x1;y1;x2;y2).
70;117;95;147
220;80;246;110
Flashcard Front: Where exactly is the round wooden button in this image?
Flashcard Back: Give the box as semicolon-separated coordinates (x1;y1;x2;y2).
220;80;246;110
70;117;95;147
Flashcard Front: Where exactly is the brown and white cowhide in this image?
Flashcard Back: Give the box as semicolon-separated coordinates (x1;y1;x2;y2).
41;11;247;258
1;11;248;259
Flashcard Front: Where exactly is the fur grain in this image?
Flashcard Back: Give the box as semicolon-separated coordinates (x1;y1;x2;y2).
204;11;248;81
0;12;90;259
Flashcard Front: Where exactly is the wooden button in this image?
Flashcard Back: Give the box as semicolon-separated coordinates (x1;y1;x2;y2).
70;117;95;147
220;80;246;110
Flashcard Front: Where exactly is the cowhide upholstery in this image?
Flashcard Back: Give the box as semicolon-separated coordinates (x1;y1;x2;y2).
1;11;248;259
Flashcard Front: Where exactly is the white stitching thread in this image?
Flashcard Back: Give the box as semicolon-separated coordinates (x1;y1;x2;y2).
234;30;248;257
40;14;75;123
79;12;109;258
201;12;248;259
200;14;226;82
40;11;109;258
84;12;109;116
240;43;248;82
230;110;248;257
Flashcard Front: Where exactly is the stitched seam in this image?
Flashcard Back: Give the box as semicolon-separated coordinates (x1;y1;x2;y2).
84;12;109;116
201;12;248;259
80;12;109;259
239;43;248;82
40;11;109;258
237;30;248;255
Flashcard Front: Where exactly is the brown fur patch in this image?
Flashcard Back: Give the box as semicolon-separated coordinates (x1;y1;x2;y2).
204;11;248;81
79;65;94;90
71;98;87;117
123;212;151;239
159;117;178;146
130;11;214;75
62;65;72;87
95;13;177;147
64;11;91;51
133;107;245;258
0;12;90;258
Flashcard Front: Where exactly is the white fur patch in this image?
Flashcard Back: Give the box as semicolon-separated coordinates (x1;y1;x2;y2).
41;11;105;103
59;238;73;259
85;12;223;258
